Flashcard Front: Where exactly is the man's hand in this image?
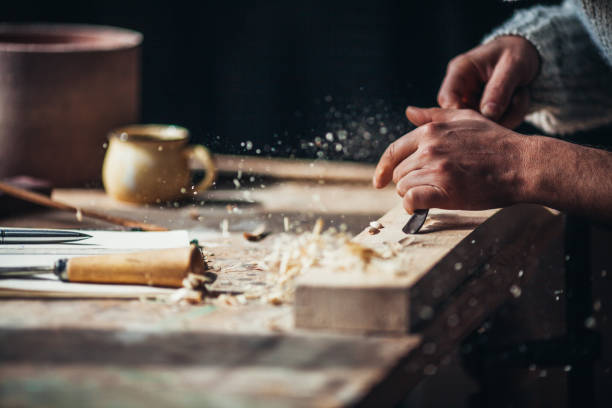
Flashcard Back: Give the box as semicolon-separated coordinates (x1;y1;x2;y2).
438;35;540;129
373;107;534;213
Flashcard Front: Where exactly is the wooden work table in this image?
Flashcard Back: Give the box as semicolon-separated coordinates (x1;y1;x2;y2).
0;156;567;407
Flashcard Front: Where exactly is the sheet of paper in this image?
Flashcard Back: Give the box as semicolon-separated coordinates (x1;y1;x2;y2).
0;275;177;298
0;229;190;267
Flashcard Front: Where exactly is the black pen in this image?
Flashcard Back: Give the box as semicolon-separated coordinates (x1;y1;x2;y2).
0;228;92;244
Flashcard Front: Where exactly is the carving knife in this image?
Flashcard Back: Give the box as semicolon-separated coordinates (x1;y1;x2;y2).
402;209;429;234
0;246;206;288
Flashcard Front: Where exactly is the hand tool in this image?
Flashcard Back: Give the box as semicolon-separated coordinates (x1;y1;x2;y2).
1;228;91;244
0;181;167;231
0;246;206;288
402;209;429;234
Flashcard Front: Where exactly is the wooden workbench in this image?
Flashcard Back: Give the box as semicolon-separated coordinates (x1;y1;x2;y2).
0;157;566;407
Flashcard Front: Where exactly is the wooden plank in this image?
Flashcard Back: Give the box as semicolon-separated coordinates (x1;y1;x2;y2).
215;154;375;183
294;204;559;334
0;299;420;408
357;209;565;407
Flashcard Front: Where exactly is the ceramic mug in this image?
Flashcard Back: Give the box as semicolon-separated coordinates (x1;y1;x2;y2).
102;124;216;203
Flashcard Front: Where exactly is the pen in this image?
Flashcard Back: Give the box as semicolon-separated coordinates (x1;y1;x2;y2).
0;228;92;244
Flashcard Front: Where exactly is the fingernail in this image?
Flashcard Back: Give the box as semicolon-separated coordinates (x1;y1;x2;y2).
482;102;499;118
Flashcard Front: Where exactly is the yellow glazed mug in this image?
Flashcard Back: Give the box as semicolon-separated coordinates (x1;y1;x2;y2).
102;124;216;204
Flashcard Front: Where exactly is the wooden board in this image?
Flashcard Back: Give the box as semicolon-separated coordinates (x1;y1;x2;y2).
0;159;569;407
0;299;420;408
295;204;560;334
215;154;376;183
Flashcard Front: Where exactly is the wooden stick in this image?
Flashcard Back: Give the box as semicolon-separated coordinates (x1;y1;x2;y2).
215;154;375;183
0;181;168;231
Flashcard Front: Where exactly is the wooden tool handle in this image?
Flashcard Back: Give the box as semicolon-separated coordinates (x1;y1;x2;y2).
0;181;167;231
65;246;205;288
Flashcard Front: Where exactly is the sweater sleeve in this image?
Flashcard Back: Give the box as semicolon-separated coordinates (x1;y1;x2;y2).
482;0;612;135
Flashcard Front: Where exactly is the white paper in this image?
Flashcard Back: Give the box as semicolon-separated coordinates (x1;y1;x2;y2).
0;276;176;298
0;229;190;267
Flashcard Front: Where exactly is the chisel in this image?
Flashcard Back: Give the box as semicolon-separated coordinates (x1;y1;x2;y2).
402;208;429;234
0;246;206;288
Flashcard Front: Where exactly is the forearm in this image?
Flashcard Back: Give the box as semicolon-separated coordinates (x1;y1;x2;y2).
521;135;612;223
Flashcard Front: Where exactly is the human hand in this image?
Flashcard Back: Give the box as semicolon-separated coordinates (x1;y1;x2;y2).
438;35;540;129
373;107;534;213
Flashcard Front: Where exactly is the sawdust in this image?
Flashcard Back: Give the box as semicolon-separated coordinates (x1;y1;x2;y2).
247;218;417;305
203;219;418;307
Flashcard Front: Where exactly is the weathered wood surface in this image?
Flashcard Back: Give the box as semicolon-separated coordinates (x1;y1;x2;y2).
0;157;567;407
0;169;423;408
295;204;560;334
0;231;421;408
0;299;420;408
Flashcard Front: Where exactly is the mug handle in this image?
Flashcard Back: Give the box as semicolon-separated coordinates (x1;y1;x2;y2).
185;145;216;194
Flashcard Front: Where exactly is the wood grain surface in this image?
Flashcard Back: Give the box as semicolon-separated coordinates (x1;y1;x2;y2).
295;204;560;334
0;158;567;407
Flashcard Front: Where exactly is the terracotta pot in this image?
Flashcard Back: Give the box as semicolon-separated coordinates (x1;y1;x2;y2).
0;24;142;187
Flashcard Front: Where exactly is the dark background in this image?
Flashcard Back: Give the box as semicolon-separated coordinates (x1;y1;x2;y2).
2;0;561;161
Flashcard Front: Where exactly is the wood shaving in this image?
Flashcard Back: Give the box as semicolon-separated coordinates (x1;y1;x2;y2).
254;219;417;305
220;219;229;236
243;224;268;242
169;288;203;304
213;293;249;307
182;273;211;289
369;221;384;229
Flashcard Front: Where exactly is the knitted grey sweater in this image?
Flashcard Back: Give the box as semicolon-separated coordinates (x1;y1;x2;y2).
484;0;612;135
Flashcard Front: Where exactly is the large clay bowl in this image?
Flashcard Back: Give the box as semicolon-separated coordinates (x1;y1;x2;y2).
0;24;142;186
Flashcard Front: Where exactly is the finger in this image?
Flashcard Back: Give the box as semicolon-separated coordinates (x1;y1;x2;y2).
405;106;480;126
373;128;424;189
437;88;463;110
402;185;447;214
392;151;430;185
437;55;483;110
498;87;530;129
396;169;438;197
480;58;521;121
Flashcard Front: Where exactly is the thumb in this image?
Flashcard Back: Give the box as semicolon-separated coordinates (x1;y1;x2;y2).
480;60;520;121
405;106;440;126
402;185;446;214
405;106;480;127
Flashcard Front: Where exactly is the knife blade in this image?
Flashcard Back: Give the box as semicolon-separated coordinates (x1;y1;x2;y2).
402;209;429;234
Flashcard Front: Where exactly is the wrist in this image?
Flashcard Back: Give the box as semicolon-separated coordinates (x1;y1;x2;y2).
515;134;547;205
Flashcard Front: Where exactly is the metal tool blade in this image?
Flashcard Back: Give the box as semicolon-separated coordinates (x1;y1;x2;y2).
0;265;55;277
0;259;67;279
402;209;429;234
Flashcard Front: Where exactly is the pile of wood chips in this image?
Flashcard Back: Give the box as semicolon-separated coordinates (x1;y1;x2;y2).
252;219;417;305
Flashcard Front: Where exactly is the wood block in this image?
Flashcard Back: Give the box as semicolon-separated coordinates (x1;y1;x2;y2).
294;204;559;334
